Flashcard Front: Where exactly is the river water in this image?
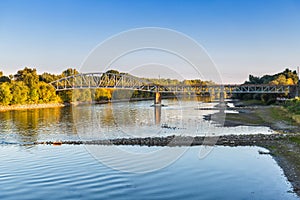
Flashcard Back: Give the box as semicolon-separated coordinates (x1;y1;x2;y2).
0;99;298;199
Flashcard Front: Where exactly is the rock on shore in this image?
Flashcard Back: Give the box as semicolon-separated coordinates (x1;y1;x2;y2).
34;133;294;147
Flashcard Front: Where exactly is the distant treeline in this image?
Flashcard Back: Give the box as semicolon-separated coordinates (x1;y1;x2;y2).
233;68;299;104
0;68;117;105
0;67;213;106
1;67;298;106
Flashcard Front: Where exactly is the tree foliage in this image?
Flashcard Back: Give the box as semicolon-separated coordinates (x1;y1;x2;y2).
234;68;299;104
61;68;79;77
39;72;60;83
285;97;300;115
0;67;62;105
11;81;29;105
245;68;298;85
0;82;12;105
0;68;219;105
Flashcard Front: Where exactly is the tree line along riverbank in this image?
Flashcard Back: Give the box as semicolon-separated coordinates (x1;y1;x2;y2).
1;67;299;108
0;67;214;108
0;68;115;106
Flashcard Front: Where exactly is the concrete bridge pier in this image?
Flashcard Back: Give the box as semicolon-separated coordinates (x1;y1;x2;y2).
154;91;162;105
219;91;224;102
220;86;225;102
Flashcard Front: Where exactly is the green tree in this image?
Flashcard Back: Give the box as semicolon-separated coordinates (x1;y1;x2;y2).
0;82;12;105
38;82;60;103
270;74;288;85
58;91;73;103
14;67;39;87
11;82;29;105
0;76;10;83
14;67;40;103
0;71;10;83
95;89;112;101
28;88;39;104
106;69;120;74
61;68;79;77
39;72;60;83
79;89;92;102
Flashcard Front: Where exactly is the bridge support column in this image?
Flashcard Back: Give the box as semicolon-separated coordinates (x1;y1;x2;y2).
154;92;162;105
220;85;225;102
220;92;224;102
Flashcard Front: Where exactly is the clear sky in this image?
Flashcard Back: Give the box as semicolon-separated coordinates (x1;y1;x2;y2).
1;0;300;83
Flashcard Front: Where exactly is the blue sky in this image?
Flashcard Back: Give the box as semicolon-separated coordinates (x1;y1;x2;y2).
1;0;300;83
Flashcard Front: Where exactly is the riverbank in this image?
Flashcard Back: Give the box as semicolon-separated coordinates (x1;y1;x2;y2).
0;98;156;112
262;134;300;195
205;100;300;195
207;101;300;133
0;103;65;112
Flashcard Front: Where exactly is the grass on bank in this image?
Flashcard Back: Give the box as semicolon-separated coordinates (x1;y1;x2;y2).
225;99;300;133
234;99;265;106
290;136;300;145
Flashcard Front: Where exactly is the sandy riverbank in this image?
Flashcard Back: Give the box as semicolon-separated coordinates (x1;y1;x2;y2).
0;103;65;112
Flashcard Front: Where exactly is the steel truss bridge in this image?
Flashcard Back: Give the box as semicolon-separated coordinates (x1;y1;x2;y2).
50;72;294;95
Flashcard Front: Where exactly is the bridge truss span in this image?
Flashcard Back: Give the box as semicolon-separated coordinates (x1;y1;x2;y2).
221;84;292;94
50;72;294;95
50;72;157;92
157;84;292;94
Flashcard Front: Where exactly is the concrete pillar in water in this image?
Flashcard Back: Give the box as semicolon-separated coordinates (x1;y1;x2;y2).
220;85;225;102
154;92;162;105
217;86;226;109
220;92;224;102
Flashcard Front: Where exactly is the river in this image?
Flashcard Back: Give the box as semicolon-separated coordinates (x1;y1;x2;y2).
0;99;298;199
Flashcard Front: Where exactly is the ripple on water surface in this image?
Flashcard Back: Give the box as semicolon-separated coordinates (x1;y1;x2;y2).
0;145;298;200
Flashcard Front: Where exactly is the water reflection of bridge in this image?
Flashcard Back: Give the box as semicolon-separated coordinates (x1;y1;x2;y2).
50;72;296;105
